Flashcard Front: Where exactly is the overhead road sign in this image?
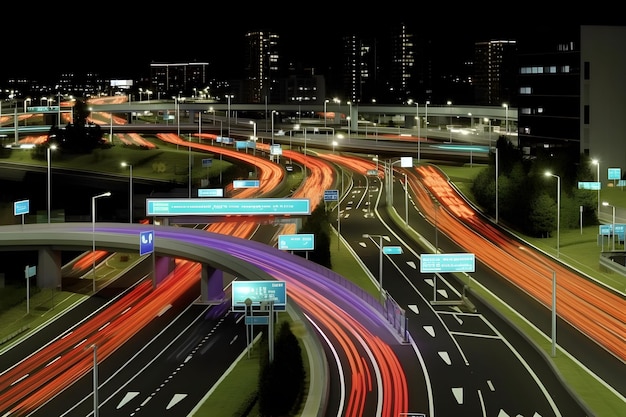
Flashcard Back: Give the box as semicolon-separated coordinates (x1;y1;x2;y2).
324;189;339;202
578;181;601;190
233;180;260;189
27;106;60;112
420;253;475;273
146;198;311;216
383;246;403;255
278;234;314;251
232;280;287;311
198;188;224;197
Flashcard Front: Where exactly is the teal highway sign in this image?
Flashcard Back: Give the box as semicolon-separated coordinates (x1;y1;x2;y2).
232;280;287;311
146;198;311;216
420;253;475;273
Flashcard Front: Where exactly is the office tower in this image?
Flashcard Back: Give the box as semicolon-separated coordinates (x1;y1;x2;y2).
473;40;517;106
244;31;279;104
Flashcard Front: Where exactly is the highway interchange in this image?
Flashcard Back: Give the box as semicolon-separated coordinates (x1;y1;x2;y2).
0;106;624;416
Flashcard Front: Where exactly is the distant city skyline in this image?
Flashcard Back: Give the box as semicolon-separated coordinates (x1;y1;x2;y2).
6;7;623;84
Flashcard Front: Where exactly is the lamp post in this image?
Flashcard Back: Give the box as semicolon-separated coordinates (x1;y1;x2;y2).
90;343;99;417
271;110;277;146
332;140;337;154
362;233;389;304
176;95;181;137
447;100;453;142
249;120;257;156
346;116;351;142
545;172;561;258
603;202;616;251
47;145;57;223
324;99;329;127
424;101;429;142
121;162;133;223
593;159;601;216
92;192;111;294
503;103;509;135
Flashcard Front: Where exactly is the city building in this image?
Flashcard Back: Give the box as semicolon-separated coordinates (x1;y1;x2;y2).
473;40;517;106
516;24;626;180
244;31;279;104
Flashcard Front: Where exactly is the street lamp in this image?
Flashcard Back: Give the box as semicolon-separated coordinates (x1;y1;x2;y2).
332;140;338;154
447;100;453;142
249;120;257;155
503;103;509;135
592;159;601;216
603;201;616;251
47;144;57;223
362;233;390;304
545;172;561;258
92;192;111;294
271;110;277;146
324;99;329;127
121;162;133;223
176;95;181;137
424;101;429;142
90;343;99;417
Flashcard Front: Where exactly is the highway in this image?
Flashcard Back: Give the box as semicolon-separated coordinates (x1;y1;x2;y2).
0;125;623;416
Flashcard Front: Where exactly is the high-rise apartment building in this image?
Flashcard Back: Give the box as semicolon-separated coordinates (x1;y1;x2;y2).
388;23;415;104
473;40;517;106
244;31;279;103
149;62;209;99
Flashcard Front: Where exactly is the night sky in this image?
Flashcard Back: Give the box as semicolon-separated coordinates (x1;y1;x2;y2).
4;5;624;83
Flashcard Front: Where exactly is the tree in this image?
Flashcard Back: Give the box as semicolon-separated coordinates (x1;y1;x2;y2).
47;98;108;153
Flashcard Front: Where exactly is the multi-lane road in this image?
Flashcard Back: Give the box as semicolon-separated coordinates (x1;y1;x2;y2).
0;128;623;416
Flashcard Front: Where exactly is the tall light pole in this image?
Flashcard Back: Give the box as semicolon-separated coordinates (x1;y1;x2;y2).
271;110;277;146
249;120;257;155
176;95;181;137
121;162;133;223
347;101;352;134
603;201;616;251
503;103;509;135
545;172;561;258
424;101;429;142
91;343;99;417
92;192;111;294
447;100;453;142
47;144;56;223
362;233;389;304
593;159;601;216
324;99;329;127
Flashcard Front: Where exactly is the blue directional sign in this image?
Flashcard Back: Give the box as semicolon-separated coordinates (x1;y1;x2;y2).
232;280;287;311
139;230;155;256
608;167;621;180
383;246;403;255
324;189;339;202
245;315;270;325
278;234;315;250
146;198;311;216
578;181;601;190
14;199;29;216
420;253;475;273
202;158;212;167
233;180;260;189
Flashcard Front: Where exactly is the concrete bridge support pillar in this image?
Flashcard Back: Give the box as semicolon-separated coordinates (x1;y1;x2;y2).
37;248;61;289
200;264;225;304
